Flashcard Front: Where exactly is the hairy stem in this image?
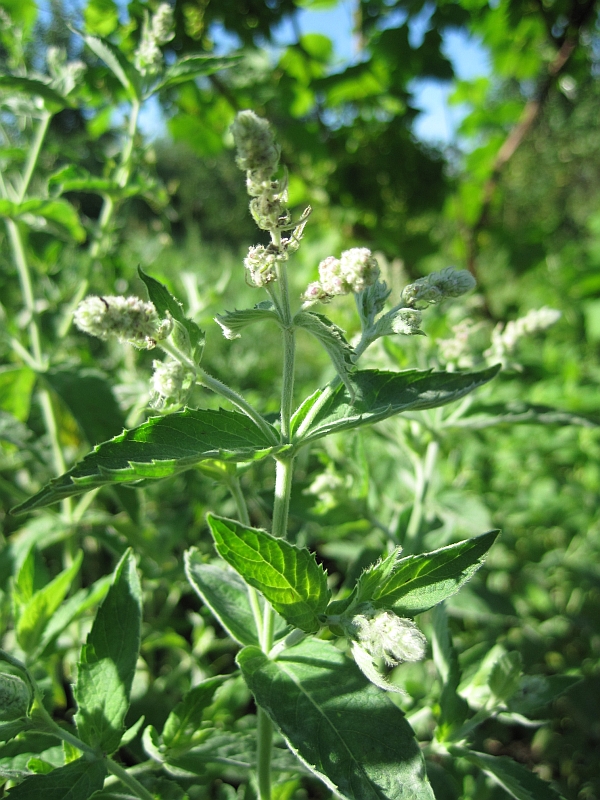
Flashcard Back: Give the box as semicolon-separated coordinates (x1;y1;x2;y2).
106;757;156;800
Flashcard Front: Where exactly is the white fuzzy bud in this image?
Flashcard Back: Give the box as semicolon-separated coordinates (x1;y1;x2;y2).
318;256;346;297
134;32;163;75
403;268;476;308
231;111;280;178
244;245;278;287
152;3;175;44
339;248;379;293
74;295;169;349
391;308;423;336
350;610;427;667
151;359;191;406
301;280;328;303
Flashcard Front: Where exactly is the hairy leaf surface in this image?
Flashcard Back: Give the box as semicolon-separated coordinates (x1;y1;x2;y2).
296;366;500;443
238;638;435;800
207;515;329;633
13;409;277;513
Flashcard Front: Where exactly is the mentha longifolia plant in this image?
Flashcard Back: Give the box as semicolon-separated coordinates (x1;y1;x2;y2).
2;111;568;800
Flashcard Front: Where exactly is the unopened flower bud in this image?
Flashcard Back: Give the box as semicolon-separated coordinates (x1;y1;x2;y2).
402;268;476;308
74;295;169;349
151;359;191;406
231;111;280;177
0;673;30;721
391;308;423;336
152;3;175;44
302;281;328;303
350;610;427;667
339;248;379;293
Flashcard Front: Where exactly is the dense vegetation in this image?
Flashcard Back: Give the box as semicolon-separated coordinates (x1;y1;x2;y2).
1;1;599;799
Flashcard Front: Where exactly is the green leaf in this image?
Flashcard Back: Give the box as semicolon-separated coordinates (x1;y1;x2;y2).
45;369;125;446
0;366;36;422
162;676;228;751
371;531;499;615
13;409;278;513
49;166;117;196
154;55;240;92
185;552;288;646
138;268;205;363
83;0;119;37
452;748;565;800
74;549;141;755
238;638;435;800
15;552;83;654
4;757;106;799
508;675;581;716
207;515;330;634
456;402;599;430
80;32;140;98
488;652;523;703
0;75;67;111
0;199;85;242
296;366;500;444
294;311;356;396
215;303;281;340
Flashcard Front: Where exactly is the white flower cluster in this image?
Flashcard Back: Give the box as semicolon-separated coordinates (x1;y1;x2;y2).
350;610;427;667
151;359;193;407
244;245;278;287
402;267;476;309
47;47;86;96
74;295;171;349
134;3;174;76
486;307;562;362
303;248;380;303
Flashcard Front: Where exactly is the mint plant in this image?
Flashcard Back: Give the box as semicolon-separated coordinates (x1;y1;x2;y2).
1;88;574;799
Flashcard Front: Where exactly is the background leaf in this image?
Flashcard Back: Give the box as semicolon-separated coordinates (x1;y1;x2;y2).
294;311;356;396
5;757;106;799
207;515;330;633
74;549;141;754
238;638;435;800
453;748;565;800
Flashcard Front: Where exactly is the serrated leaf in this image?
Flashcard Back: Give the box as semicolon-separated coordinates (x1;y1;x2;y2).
296;366;500;444
372;531;499;615
13;409;278;513
75;550;141;754
162;676;228;751
0;75;67;111
4;757;106;799
138;268;205;363
453;748;565;800
154;55;239;92
238;638;435;800
215;304;281;340
294;311;356;396
80;32;139;98
207;515;330;634
185;553;289;646
356;548;403;604
15;552;83;654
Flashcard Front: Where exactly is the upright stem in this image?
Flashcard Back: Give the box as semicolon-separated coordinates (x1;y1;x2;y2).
18;110;52;202
404;438;439;554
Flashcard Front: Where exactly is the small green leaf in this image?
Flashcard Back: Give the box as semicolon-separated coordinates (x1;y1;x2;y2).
80;32;140;98
0;199;85;241
49;165;117;196
162;676;228;751
452;748;565;800
488;652;523;703
4;757;106;799
456;402;599;430
154;55;240;92
83;0;119;36
296;366;500;444
138;268;205;363
13;409;278;513
0;366;36;422
15;552;83;654
0;75;67;111
207;515;330;634
508;675;580;716
238;638;435;800
75;549;141;754
372;531;499;615
294;311;356;396
215;303;281;340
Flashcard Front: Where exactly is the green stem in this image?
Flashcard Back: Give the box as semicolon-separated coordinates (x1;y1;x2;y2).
105;757;156;800
272;456;294;542
228;476;264;638
276;261;295;442
18;110;52;202
404;438;439;554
